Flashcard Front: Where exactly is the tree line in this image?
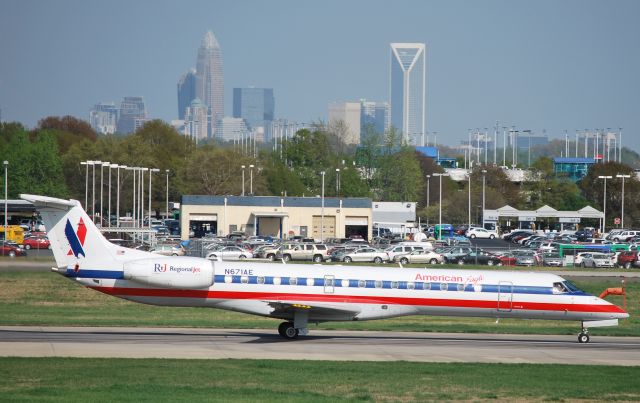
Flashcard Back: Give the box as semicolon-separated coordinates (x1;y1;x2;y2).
0;116;638;229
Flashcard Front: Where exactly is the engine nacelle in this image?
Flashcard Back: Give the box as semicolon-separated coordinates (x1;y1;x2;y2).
123;256;214;289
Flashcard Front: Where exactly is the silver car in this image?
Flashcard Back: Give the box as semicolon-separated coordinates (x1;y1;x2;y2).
206;246;252;261
395;250;443;265
580;252;615;268
342;247;389;263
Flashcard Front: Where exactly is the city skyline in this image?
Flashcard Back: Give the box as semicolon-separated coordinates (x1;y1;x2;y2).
1;0;639;151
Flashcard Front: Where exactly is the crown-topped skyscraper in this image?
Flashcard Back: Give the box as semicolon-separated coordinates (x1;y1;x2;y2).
195;30;224;139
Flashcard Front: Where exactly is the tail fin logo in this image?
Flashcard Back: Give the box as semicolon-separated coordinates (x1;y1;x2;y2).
65;217;87;258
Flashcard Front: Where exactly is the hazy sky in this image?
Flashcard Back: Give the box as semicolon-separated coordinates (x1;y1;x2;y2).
1;0;639;151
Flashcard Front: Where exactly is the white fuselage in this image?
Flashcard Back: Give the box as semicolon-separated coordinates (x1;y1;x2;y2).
72;261;627;324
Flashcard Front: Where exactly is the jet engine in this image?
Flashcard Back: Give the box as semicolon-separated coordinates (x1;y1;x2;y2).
123;257;214;289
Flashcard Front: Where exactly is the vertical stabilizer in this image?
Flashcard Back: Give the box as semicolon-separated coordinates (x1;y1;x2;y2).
20;194;142;271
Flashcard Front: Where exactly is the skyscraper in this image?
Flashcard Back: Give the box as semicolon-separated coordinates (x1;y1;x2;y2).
389;43;426;146
116;96;147;134
360;100;390;138
177;69;196;120
184;98;208;142
328;102;361;145
232;87;275;130
195;31;224;138
89;102;118;134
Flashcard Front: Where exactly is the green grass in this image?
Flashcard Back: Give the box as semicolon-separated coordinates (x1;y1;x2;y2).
1;358;639;402
0;269;636;336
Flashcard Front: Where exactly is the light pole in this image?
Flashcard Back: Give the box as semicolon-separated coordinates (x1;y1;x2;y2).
426;174;431;226
128;167;136;226
482;169;487;228
249;164;254;195
117;165;126;227
3;161;8;235
616;174;631;228
80;161;89;209
335;168;340;197
467;170;471;228
140;168;148;227
109;164;118;227
598;175;612;234
92;161;100;223
241;165;245;196
100;162;109;227
433;173;449;239
320;171;325;242
165;169;170;220
149;168;160;227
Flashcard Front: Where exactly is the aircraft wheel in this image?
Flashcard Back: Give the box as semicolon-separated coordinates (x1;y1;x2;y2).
578;332;590;343
278;322;298;339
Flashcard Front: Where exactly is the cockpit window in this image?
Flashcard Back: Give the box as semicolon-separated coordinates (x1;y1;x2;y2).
562;280;582;293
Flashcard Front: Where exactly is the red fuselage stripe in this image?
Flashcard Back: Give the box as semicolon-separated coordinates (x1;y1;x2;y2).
89;286;625;314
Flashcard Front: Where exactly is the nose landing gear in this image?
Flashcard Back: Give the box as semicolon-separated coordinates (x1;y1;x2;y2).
578;329;590;343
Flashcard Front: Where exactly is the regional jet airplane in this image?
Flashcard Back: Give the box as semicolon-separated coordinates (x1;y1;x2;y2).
22;194;628;342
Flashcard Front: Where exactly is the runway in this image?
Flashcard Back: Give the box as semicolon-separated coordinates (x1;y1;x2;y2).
1;326;639;365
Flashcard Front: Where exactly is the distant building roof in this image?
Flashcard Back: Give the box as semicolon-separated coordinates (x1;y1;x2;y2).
415;146;438;158
553;157;596;164
182;195;371;209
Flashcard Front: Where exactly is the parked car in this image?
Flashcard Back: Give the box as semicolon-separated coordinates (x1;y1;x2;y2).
150;244;185;256
457;251;502;266
384;245;424;261
611;230;640;243
341;247;389;263
441;246;475;263
465;228;497;239
206;245;252;261
512;250;539;266
22;235;51;250
542;252;563;267
617;250;639;269
0;240;26;257
276;243;330;262
496;252;517;266
580;252;615;268
395;250;443;265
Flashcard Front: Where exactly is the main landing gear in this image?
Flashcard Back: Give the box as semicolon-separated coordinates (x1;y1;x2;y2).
278;322;299;339
578;329;590;343
278;311;310;339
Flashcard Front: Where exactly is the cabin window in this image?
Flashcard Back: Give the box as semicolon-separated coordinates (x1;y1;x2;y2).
374;280;382;288
407;282;415;290
440;283;448;291
224;275;232;284
241;276;248;284
324;278;334;287
358;280;366;288
307;278;315;286
473;284;482;292
290;277;298;286
273;277;281;285
457;284;464;291
391;281;399;289
257;276;265;285
424;282;431;290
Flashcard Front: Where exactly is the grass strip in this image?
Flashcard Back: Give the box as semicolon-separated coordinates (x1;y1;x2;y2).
1;358;639;402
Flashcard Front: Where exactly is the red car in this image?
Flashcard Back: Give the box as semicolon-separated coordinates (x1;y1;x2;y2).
0;241;25;257
497;252;518;266
22;236;51;250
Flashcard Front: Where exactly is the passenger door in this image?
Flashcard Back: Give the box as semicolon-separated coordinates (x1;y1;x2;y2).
497;281;513;312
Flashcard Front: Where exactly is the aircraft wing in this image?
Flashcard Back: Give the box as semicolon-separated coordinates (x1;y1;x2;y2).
266;300;361;321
